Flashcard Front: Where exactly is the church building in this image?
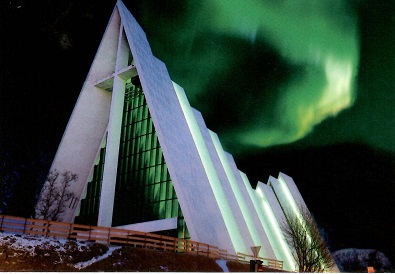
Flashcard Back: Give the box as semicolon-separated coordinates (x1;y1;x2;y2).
41;1;337;272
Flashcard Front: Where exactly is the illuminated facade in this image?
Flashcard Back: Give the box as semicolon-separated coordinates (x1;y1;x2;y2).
43;1;337;272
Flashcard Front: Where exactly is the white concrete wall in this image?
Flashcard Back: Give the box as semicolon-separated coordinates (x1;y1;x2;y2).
209;133;257;254
246;182;282;259
239;172;276;259
191;109;250;254
279;172;308;210
117;1;236;253
225;152;270;252
265;177;288;226
255;182;296;271
116;218;177;233
47;7;121;222
97;21;128;227
47;2;323;268
259;181;296;271
269;172;307;217
270;173;340;272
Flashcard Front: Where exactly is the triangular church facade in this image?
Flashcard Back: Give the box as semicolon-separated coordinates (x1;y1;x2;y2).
41;1;337;271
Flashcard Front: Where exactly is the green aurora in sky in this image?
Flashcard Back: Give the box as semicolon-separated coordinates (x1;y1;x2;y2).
203;0;359;147
134;1;395;258
138;0;394;155
1;0;394;263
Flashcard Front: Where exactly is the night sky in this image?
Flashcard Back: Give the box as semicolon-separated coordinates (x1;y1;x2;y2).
1;0;394;263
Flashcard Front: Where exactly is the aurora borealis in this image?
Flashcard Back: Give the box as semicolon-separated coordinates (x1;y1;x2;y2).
133;3;394;261
136;0;361;150
1;0;394;264
199;0;359;148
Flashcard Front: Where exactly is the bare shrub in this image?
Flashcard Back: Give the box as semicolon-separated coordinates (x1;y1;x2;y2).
281;205;335;272
35;170;77;221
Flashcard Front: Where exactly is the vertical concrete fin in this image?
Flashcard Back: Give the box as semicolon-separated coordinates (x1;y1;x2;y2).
48;6;121;222
116;2;236;253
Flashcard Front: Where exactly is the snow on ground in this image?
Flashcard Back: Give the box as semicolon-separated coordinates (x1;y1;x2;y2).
216;259;229;272
0;232;120;269
74;245;121;269
0;232;69;256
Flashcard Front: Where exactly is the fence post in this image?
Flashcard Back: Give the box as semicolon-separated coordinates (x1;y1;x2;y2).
27;216;33;233
45;220;50;237
126;231;130;246
0;215;4;232
68;223;73;238
23;218;27;234
107;227;111;245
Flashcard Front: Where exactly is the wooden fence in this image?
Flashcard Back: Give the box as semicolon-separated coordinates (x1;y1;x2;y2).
237;252;284;270
0;214;283;269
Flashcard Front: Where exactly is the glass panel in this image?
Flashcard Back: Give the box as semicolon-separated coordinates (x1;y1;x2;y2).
172;199;178;217
159;201;166;219
160;181;167;201
91;76;186;237
166;200;172;219
167;181;173;199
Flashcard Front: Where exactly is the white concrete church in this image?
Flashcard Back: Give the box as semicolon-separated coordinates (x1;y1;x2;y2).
42;1;337;272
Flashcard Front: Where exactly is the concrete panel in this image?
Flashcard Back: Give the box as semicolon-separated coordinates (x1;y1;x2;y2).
225;152;274;252
238;172;276;258
265;177;288;226
191;109;250;254
171;83;237;253
249;184;283;260
209;131;258;254
267;174;339;272
260;182;295;271
256;182;296;271
269;173;307;218
97;75;125;227
48;7;122;222
279;172;308;211
116;218;178;232
117;1;236;253
97;22;128;227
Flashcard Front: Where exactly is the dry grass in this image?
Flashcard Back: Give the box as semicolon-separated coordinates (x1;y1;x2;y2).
0;233;285;272
0;233;251;272
83;246;224;272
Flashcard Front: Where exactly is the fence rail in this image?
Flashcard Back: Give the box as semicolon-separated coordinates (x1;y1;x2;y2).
0;214;283;269
237;252;284;270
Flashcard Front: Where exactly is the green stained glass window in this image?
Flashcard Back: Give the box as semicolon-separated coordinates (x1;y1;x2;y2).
75;142;106;225
75;76;189;239
112;77;185;235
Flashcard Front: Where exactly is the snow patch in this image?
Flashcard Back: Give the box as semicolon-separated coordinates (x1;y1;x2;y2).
216;259;229;272
0;232;120;269
74;246;121;270
0;232;73;256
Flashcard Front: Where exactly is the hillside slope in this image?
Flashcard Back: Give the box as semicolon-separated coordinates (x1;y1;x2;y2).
0;232;253;272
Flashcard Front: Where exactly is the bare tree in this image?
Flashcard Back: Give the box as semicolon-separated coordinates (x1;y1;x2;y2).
281;205;335;272
35;170;77;221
